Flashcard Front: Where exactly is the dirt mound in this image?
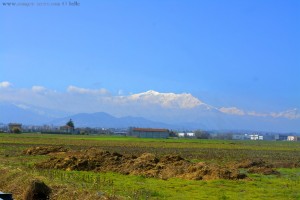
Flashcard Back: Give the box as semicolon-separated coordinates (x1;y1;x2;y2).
160;155;184;163
120;153;191;179
237;159;271;168
237;159;279;175
182;163;247;180
35;148;247;181
247;167;279;175
23;146;68;155
24;179;51;200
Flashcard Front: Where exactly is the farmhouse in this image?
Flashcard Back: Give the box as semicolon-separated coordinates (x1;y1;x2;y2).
129;128;169;138
8;123;22;133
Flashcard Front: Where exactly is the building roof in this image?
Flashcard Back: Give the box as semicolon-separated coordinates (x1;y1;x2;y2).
132;128;169;132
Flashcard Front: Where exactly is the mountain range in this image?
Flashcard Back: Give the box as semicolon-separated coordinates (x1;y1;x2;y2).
0;102;299;133
0;103;173;129
50;112;173;129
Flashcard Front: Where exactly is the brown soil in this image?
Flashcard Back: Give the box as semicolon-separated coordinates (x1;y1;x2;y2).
33;147;247;181
23;146;68;155
247;167;280;175
236;159;279;175
272;160;300;168
24;179;51;200
237;159;271;168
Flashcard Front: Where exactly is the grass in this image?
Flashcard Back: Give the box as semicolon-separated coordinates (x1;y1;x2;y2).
2;133;300;149
1;133;300;199
19;168;300;199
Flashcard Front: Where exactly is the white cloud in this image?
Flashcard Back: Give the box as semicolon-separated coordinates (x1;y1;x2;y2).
0;81;11;88
219;107;245;115
14;104;30;110
221;107;300;119
247;109;300;119
67;85;109;95
32;86;46;93
247;111;268;117
269;109;300;119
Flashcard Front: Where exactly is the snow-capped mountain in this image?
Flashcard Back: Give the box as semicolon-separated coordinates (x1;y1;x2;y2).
0;88;299;132
128;90;212;109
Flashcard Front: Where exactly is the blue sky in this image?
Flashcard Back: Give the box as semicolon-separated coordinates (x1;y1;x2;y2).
1;0;299;124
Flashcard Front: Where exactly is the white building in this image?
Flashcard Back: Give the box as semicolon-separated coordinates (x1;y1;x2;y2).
186;132;195;137
177;132;195;137
287;136;297;141
249;134;263;140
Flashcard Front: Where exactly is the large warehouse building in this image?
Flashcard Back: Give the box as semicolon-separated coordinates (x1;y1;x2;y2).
129;128;169;138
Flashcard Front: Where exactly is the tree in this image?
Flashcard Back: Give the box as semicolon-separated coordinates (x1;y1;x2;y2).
194;130;211;139
66;119;75;129
12;127;21;134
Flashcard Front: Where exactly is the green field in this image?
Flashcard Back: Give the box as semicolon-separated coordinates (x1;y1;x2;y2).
1;133;300;200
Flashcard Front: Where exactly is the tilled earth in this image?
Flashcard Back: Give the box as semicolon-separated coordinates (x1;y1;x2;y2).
24;146;280;181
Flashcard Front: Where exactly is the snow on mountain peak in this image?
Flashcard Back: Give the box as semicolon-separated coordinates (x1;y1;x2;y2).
129;90;205;109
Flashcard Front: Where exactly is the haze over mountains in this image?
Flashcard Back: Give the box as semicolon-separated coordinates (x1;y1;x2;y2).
1;84;299;132
51;112;172;129
0;101;299;133
0;103;172;128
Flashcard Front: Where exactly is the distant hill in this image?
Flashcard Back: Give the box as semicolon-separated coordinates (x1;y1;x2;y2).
0;103;177;129
0;103;54;125
50;112;174;128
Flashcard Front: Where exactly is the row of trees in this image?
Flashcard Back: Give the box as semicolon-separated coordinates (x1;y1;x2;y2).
189;130;233;140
